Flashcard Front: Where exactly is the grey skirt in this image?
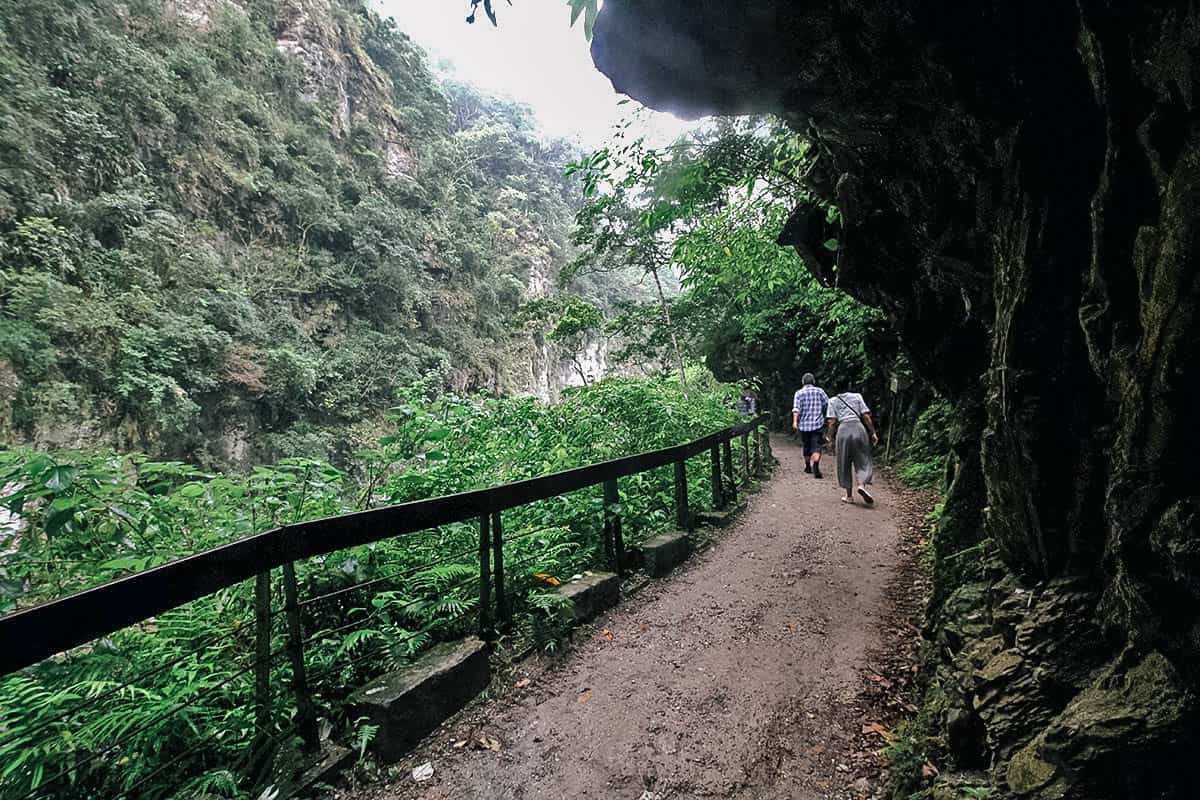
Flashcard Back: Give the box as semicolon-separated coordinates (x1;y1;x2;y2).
835;421;874;490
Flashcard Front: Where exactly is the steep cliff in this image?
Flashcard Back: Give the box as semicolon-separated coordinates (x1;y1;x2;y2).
592;2;1199;797
0;0;623;465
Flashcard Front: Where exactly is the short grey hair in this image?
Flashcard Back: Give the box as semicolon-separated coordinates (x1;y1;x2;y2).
802;372;816;386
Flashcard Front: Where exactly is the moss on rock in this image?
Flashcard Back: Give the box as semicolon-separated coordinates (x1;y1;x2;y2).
1006;651;1195;798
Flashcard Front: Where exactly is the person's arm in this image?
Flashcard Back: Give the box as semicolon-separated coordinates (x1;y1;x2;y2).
791;392;800;430
825;415;837;450
863;411;879;446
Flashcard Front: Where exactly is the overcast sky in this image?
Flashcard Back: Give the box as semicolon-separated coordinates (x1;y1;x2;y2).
373;0;695;149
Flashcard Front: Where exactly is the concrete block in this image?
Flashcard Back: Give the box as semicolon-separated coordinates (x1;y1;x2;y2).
291;743;354;795
640;531;692;577
557;571;620;623
348;637;490;762
695;503;745;528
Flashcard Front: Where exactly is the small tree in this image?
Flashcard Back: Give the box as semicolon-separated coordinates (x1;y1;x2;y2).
517;296;604;385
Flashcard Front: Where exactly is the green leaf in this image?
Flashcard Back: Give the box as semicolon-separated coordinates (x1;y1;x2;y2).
177;482;206;498
44;466;74;491
45;498;78;537
568;0;586;26
822;238;840;252
101;556;151;572
583;1;598;40
423;428;452;442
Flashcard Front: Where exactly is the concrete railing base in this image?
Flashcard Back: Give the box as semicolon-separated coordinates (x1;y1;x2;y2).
347;637;490;763
557;572;621;623
639;531;692;577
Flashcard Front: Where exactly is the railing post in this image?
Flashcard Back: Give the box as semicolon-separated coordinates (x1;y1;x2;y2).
251;571;272;778
710;444;723;509
740;431;751;485
673;459;690;530
478;514;492;639
491;511;509;629
281;561;319;754
601;486;615;569
753;424;764;477
721;438;735;505
762;422;774;466
603;479;625;575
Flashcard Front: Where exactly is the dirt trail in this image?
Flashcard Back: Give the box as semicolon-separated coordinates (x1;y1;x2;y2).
345;436;906;800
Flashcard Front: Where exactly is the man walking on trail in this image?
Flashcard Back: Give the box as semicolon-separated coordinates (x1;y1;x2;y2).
792;373;828;479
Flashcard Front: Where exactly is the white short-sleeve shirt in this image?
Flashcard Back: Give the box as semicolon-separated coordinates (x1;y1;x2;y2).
827;392;870;424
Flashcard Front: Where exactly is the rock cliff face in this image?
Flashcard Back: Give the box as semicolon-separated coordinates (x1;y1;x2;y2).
0;0;619;465
592;2;1199;796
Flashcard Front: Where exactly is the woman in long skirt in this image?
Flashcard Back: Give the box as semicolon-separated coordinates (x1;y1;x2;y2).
825;391;880;504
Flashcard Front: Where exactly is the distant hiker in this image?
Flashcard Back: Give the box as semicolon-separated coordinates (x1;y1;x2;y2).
826;390;879;504
791;373;828;479
738;387;757;416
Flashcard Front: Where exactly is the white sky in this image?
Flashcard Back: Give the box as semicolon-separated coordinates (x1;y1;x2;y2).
372;0;696;149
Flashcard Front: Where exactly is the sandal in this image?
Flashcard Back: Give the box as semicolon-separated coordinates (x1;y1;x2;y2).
857;487;874;505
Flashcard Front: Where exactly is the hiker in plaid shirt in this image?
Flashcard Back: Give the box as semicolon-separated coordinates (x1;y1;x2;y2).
791;373;828;479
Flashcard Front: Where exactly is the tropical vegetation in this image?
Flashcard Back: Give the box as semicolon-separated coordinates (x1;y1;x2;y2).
0;1;947;798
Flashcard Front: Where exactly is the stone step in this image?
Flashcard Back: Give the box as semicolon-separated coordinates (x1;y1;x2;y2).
639;531;692;577
347;637;490;763
557;571;620;623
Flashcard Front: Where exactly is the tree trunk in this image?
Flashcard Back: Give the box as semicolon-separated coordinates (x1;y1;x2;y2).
648;265;688;395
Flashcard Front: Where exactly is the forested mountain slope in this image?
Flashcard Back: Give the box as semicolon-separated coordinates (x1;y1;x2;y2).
0;0;618;466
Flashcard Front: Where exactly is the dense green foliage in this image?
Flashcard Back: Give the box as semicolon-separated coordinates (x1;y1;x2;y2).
0;0;631;466
0;3;939;799
893;400;953;489
0;375;742;799
569;118;884;413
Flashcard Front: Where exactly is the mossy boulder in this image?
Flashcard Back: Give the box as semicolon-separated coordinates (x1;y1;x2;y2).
1006;651;1197;798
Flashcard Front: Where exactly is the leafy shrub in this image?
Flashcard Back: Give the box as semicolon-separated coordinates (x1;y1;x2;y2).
0;375;740;799
894;400;954;489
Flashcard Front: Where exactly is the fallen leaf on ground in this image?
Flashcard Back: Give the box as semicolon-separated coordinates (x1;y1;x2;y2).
639;623;650;633
602;628;614;641
922;761;939;778
474;735;501;752
412;762;434;782
532;572;560;586
862;722;895;743
577;689;592;704
452;739;467;748
514;679;531;689
784;621;798;631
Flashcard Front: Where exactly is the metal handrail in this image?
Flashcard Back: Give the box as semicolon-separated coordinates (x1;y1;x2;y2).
0;414;769;675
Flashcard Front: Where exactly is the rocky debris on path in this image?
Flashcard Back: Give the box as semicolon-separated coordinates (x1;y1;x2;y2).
829;476;937;798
